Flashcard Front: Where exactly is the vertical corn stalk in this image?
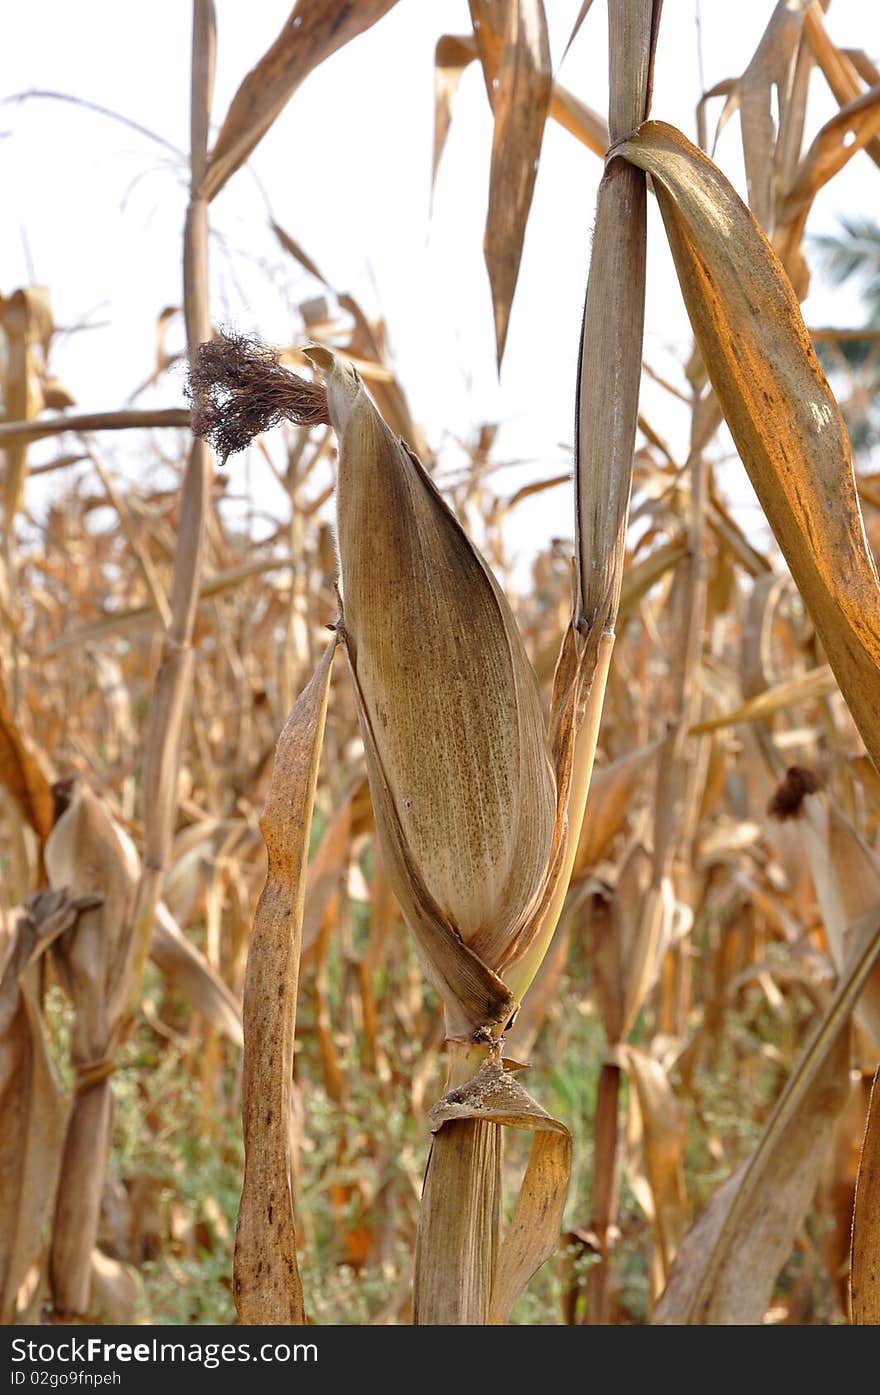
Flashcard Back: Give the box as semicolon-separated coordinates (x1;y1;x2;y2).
193;0;661;1323
575;0;661;1325
124;0;216;1011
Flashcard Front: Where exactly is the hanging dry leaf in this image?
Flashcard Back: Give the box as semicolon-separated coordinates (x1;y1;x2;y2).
203;1;400;201
234;637;335;1324
482;0;552;365
619;121;880;778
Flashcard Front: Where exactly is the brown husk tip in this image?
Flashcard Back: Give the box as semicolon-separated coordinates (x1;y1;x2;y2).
767;765;822;821
187;332;330;464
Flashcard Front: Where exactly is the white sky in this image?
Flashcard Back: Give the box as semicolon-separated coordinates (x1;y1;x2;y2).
1;1;878;568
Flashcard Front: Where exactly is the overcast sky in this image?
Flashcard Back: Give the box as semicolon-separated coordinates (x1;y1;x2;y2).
1;1;876;565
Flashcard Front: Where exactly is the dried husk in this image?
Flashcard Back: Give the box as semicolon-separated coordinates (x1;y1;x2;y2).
307;345;556;1035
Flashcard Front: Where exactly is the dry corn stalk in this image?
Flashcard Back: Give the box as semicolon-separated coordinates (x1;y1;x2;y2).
304;345;581;1324
212;0;662;1329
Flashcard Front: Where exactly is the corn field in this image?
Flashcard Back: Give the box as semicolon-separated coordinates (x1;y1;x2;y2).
3;0;880;1328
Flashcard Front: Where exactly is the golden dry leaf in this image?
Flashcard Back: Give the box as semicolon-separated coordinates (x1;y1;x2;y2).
619;121;880;778
483;0;552;365
689;666;837;736
307;346;553;1033
590;844;670;1042
0;677;54;846
657;904;880;1323
852;1066;880;1324
203;0;400;202
415;1056;571;1325
234;637;335;1324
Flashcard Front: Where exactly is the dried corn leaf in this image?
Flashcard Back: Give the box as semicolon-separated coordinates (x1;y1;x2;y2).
483;0;552;365
619;121;880;777
437;27;606;173
852;1066;880;1324
690;666;837;736
234;637;335;1324
562;0;597;62
656;903;880;1323
204;0;400;202
416;1057;571;1325
713;0;810;234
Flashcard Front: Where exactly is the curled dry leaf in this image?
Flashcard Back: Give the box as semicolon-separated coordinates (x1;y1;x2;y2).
415;1055;571;1325
234;637;335;1324
775;82;880;278
619;121;880;778
804;5;880;172
44;781;139;1318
